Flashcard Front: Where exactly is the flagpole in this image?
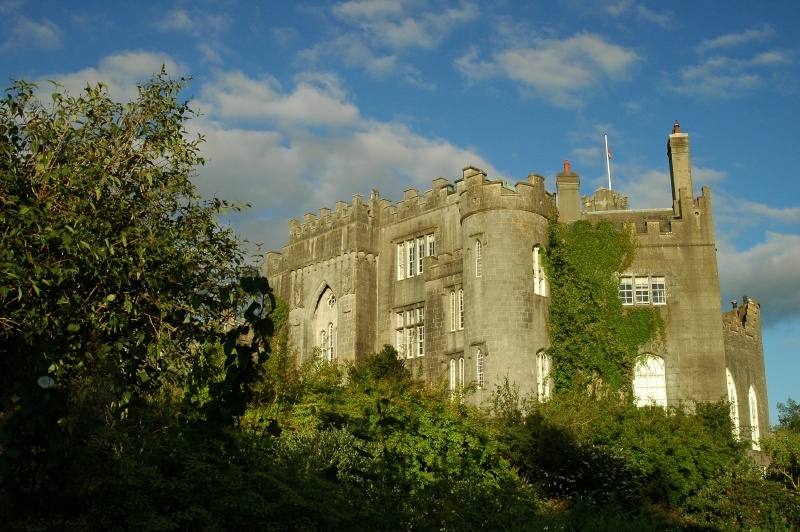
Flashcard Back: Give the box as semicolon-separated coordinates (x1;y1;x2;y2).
605;134;612;190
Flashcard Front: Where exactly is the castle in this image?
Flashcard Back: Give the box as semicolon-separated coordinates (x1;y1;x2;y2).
267;124;769;446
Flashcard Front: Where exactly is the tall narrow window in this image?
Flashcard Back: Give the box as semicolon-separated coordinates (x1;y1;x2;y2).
450;291;456;331
320;331;328;359
427;234;435;257
749;386;760;450
397;243;405;280
459;358;465;390
458;289;464;330
651;276;666;305
633;355;667;408
536;351;552;400
619;277;633;305
476;349;485;389
407;240;415;277
726;368;740;439
475;240;483;277
417;307;425;357
417;236;425;274
449;359;456;392
533;245;547;296
635;277;650;304
327;323;334;360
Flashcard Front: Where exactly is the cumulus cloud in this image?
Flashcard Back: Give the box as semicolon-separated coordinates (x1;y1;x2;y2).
718;232;800;325
189;70;504;250
40;51;184;101
2;16;63;51
298;1;476;85
155;8;232;64
456;34;640;108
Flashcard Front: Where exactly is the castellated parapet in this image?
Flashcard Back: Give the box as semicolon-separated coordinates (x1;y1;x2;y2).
267;124;768;446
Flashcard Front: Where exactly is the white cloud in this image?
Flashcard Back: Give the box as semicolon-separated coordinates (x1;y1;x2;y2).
718;232;800;325
155;8;231;64
2;16;63;51
456;34;640;108
697;25;774;54
299;1;476;85
189;70;503;250
40;51;184;101
200;71;360;127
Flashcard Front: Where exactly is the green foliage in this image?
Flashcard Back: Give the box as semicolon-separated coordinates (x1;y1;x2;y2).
0;73;272;502
545;219;665;395
763;398;800;491
777;397;800;432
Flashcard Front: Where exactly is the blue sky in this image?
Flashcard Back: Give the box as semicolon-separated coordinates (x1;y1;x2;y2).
3;0;798;421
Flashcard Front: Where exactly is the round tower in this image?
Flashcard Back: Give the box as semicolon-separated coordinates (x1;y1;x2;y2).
459;167;552;400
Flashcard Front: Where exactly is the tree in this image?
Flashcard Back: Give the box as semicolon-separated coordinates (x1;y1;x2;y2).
0;72;272;495
763;398;800;491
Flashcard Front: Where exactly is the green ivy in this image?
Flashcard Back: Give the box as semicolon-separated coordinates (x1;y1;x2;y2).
544;219;665;396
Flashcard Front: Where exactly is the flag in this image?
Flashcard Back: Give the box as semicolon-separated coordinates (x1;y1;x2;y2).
606;146;611;160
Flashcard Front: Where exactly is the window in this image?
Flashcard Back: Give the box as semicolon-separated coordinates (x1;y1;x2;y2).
726;368;740;439
449;359;456;392
536;351;552;400
459;358;465;390
635;277;650;304
633;355;667;408
533;245;547;296
651;276;666;304
450;291;456;331
397;233;435;281
476;240;483;278
407;240;415;277
320;330;328;359
619;276;633;305
620;275;666;306
397;243;405;280
476;349;484;389
417;237;425;274
458;289;464;330
327;323;334;360
396;305;425;358
749;386;760;450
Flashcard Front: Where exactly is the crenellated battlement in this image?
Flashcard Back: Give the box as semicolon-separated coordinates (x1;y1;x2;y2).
460;166;554;220
724;296;761;339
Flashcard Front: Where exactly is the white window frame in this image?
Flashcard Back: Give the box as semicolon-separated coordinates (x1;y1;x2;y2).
450;291;456;332
458;289;464;330
327;323;334;360
476;349;484;389
749;385;760;450
427;234;435;258
407;240;415;277
417;237;425;274
536;351;552;400
449;359;456;392
633;355;667;408
634;277;650;304
459;357;465;390
397;243;405;280
651;276;666;305
320;330;328;359
533;245;547;296
619;276;633;305
726;368;740;439
476;240;483;278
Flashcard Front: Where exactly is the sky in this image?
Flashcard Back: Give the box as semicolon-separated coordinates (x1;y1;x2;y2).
2;0;798;422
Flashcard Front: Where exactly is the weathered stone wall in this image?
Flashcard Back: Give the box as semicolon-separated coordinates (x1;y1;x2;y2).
724;297;770;442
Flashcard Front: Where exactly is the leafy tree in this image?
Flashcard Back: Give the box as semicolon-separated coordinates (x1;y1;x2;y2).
763;398;800;491
0;72;272;498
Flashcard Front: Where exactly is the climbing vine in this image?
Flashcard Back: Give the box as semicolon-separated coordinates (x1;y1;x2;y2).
544;219;665;397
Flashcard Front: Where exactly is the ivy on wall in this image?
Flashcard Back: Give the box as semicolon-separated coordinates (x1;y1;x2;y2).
544;219;665;396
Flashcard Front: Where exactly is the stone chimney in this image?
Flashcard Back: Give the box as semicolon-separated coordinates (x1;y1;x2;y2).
556;160;581;223
668;121;693;216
